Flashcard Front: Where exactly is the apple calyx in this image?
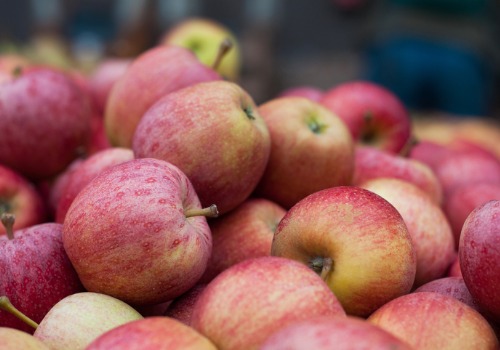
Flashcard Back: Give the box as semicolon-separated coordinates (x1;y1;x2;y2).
0;296;39;329
185;204;219;219
1;212;15;240
212;38;233;72
309;256;333;280
361;111;377;144
307;116;327;134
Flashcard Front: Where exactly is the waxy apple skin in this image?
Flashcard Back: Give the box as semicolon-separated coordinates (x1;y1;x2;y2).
62;158;213;306
271;186;416;317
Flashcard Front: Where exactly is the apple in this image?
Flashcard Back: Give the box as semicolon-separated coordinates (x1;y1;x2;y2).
0;67;92;180
353;146;443;204
368;292;499;350
0;164;45;235
277;85;324;102
104;45;220;148
133;80;271;215
46;158;84;218
55;147;134;223
191;256;346;350
360;178;455;287
0;219;84;333
0;327;49;350
447;254;462;277
160;17;241;81
199;198;286;284
459;200;500;324
259;316;413;350
0;54;31;73
254;96;354;209
271;186;416;317
320;80;411;154
62;158;217;306
164;284;206;325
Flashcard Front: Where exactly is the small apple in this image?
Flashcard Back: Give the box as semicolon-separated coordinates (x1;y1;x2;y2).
0;327;49;350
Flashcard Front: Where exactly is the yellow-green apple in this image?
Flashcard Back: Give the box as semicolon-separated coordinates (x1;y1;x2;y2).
164;284;206;325
55;147;134;223
86;316;217;350
32;292;143;350
459;200;500;324
360;178;455;287
0;67;92;180
278;85;324;102
62;158;217;306
444;183;500;249
133;81;271;215
353;146;443;204
368;292;499;350
0;164;45;235
160;17;241;81
191;256;346;350
199;198;286;283
320;80;411;154
0;327;49;350
0;221;83;333
271;186;416;317
105;45;220;148
255;96;354;209
259;316;413;350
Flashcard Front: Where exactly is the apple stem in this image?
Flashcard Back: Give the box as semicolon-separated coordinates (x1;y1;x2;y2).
212;38;233;72
1;213;15;240
185;204;219;219
309;256;333;280
0;296;39;329
399;135;419;158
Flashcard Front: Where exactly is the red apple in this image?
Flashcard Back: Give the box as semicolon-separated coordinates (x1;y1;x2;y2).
278;85;324;102
164;284;206;325
62;158;216;306
133;81;271;215
191;256;346;350
46;158;84;218
271;186;416;317
255;96;354;209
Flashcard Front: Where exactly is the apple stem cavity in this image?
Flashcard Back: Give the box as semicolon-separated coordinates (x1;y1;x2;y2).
212;38;233;72
309;256;333;280
185;204;219;219
0;296;39;329
1;212;15;240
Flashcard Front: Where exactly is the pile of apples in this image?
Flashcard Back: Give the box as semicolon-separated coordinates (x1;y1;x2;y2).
1;17;500;350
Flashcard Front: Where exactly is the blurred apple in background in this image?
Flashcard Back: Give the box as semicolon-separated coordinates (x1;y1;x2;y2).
255;96;354;209
0;327;49;350
277;85;324;102
164;284;206;325
271;186;416;317
133;81;271;215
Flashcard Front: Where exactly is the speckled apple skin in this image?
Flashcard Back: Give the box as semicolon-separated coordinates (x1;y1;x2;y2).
272;186;417;317
62;158;212;306
459;200;500;324
0;223;84;333
0;68;92;180
0;328;50;350
164;284;206;325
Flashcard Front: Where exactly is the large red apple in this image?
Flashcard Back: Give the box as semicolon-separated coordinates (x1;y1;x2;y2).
133;81;271;215
271;186;416;317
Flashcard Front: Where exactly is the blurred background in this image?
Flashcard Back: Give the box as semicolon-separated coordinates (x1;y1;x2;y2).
0;0;499;118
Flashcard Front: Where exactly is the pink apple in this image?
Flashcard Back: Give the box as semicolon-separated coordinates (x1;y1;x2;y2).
278;85;324;102
105;45;220;147
320;80;411;154
133;81;271;215
62;158;216;306
368;292;499;350
254;96;354;209
0;327;49;350
271;186;416;317
191;256;346;350
459;200;500;324
164;284;206;325
46;158;84;218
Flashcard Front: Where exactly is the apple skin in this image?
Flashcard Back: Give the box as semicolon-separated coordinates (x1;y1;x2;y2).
320;80;411;154
0;327;50;350
368;292;499;350
0;164;46;235
255;96;354;209
0;67;92;180
447;254;462;277
55;147;134;223
191;256;346;350
86;316;217;350
105;45;220;148
62;158;213;306
164;284;206;325
0;223;84;333
353;146;443;204
34;292;143;350
199;198;286;284
360;178;455;287
271;186;416;317
278;85;324;102
133;81;271;215
459;200;500;324
160;17;241;81
259;316;413;350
